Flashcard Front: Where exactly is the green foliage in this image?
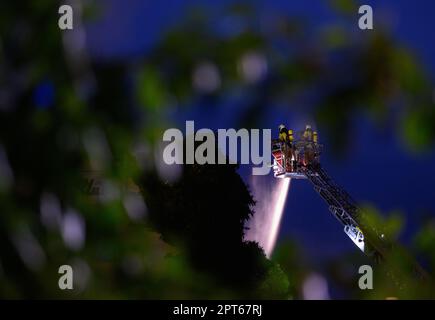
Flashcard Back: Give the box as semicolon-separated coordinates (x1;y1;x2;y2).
0;0;434;299
360;205;404;241
330;0;358;15
137;66;169;112
255;262;290;299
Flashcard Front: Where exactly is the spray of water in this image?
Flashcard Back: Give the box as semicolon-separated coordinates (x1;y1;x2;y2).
244;176;291;258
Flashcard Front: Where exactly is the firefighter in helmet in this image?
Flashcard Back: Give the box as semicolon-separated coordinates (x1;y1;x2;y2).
278;124;288;142
278;124;292;172
303;125;313;141
304;124;315;165
288;128;296;171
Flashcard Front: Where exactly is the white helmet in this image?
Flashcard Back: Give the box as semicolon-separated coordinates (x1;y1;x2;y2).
279;124;286;131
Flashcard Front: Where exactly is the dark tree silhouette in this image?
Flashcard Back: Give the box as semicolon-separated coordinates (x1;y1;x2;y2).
139;140;273;295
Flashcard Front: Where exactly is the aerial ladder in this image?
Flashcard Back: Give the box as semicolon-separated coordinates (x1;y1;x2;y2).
271;124;427;284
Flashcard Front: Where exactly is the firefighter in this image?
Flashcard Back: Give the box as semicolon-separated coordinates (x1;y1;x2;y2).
304;125;314;165
288;129;296;171
278;124;288;142
288;129;294;144
303;125;313;141
278;124;292;172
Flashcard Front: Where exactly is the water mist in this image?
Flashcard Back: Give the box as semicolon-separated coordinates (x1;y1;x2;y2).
244;176;291;258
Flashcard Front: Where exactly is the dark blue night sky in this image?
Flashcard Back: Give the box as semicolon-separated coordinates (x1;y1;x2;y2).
85;0;435;263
